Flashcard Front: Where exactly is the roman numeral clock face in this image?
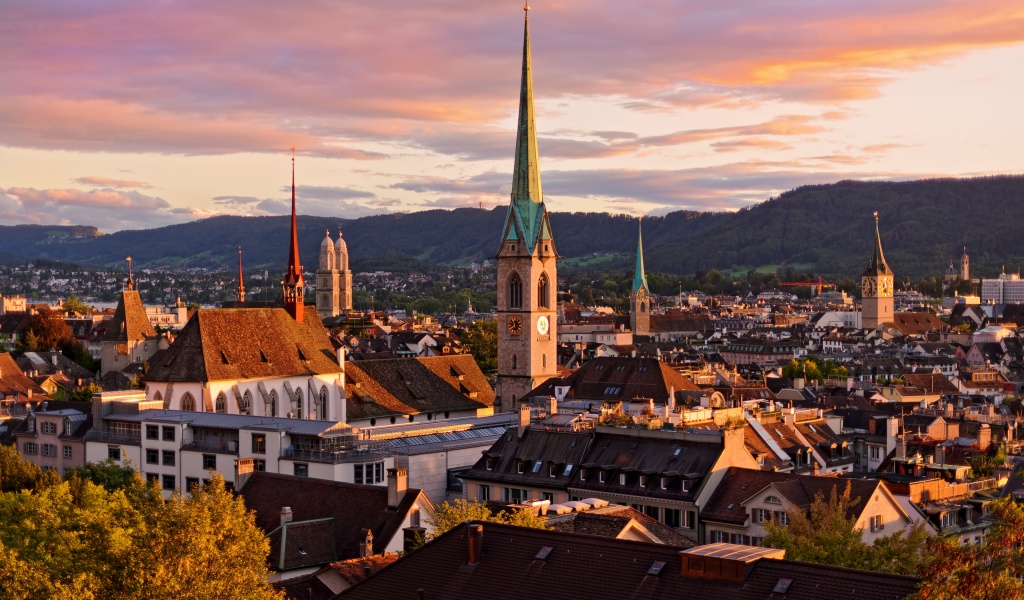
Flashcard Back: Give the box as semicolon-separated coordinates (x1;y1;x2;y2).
507;316;523;335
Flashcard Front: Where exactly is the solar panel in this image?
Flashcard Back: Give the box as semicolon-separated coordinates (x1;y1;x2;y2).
647;561;666;575
773;578;793;593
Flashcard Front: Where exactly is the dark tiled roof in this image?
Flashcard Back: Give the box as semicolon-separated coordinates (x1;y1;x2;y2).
902;373;958;394
329;554;399;585
891;312;947;336
103;289;157;342
345;355;494;420
239;472;423;570
145;306;341;383
337;522;919;600
547;506;697;548
462;428;592;488
527;356;699;403
272;572;335;600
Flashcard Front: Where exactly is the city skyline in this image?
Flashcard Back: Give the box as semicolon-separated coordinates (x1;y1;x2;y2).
2;0;1023;233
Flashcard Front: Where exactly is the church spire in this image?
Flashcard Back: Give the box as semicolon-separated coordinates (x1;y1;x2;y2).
282;148;305;321
633;218;649;294
237;246;246;304
863;210;892;276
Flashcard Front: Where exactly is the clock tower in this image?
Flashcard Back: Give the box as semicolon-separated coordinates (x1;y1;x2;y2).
630;218;650;337
861;211;894;330
495;5;559;412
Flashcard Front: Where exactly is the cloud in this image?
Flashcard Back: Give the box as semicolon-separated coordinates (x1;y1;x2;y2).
72;176;152;189
0;187;184;231
284;185;376;201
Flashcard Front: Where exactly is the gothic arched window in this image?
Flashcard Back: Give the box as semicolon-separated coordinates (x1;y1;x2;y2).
537;273;549;308
181;392;196;412
240;390;252;415
153;390;163;402
295;389;304;419
508;272;523;309
317;386;328;420
268;391;278;417
640;301;647;314
215;392;227;413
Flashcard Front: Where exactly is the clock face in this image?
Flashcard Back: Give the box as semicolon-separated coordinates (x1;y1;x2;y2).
537;316;550;335
879;278;892;297
861;278;876;296
507;316;523;335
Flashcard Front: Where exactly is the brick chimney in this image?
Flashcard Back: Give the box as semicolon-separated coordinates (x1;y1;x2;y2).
387;467;408;509
518;404;531;438
467;524;483;565
280;506;293;527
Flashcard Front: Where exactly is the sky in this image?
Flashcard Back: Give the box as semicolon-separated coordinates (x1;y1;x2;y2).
1;0;1023;233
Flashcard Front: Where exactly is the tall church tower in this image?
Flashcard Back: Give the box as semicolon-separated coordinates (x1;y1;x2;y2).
630;219;650;337
961;245;970;282
336;230;353;312
316;231;340;318
495;5;559;412
281;149;305;322
861;211;894;330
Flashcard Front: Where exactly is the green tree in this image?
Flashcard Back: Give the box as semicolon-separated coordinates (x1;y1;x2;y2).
763;482;928;575
426;499;548;540
0;444;47;493
65;459;139;494
63;295;89;315
462;320;497;372
68;383;103;403
914;498;1024;599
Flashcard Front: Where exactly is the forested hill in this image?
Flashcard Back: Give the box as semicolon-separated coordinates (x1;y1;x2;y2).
2;175;1023;279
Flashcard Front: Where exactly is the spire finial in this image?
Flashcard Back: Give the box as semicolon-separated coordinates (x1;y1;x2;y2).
283;148;304;321
524;2;529;16
126;256;134;290
874;210;879;224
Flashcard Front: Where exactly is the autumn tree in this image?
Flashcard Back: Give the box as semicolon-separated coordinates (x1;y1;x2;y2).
914;498;1024;599
18;310;74;351
426;499;548;540
763;482;929;576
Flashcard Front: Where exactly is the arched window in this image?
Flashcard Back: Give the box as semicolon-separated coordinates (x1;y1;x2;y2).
181;392;196;412
512;354;517;370
215;392;227;413
508;272;523;309
240;390;252;415
154;390;163;402
317;387;328;420
640;301;647;314
537;273;549;308
295;389;303;419
268;391;278;417
765;495;782;505
542;354;547;368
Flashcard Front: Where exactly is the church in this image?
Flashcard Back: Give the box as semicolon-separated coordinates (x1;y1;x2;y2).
493;4;559;412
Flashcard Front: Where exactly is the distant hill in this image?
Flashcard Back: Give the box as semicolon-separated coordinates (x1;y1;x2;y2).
2;175;1023;279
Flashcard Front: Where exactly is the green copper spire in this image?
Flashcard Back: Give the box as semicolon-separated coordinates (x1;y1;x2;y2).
501;4;547;252
633;218;649;293
862;211;892;276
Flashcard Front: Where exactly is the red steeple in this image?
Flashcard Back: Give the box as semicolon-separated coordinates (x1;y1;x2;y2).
237;246;246;303
282;148;305;321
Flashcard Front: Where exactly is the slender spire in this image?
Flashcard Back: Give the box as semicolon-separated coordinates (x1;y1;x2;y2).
633;218;648;293
863;210;892;276
282;148;305;321
125;256;134;291
237;246;246;303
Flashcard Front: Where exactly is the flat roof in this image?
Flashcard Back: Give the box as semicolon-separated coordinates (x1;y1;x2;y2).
106;409;354;437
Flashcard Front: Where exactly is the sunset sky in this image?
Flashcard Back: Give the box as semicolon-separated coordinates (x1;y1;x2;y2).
2;0;1023;233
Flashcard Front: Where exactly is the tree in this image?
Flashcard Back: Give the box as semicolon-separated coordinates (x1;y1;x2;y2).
67;383;103;404
18;310;74;351
426;499;548;540
914;498;1024;599
763;482;929;576
66;459;139;494
63;295;89;315
462;320;497;372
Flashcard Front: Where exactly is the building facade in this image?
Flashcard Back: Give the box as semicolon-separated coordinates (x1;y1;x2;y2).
861;211;895;329
316;230;353;318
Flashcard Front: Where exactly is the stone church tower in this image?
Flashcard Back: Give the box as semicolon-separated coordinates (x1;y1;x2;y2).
861;211;894;330
281;150;305;323
315;230;353;319
961;245;970;282
630;219;650;337
494;5;559;412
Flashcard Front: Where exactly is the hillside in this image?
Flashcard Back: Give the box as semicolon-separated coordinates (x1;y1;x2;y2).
2;175;1023;279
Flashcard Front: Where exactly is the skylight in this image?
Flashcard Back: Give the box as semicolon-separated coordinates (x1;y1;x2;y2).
532;460;542;473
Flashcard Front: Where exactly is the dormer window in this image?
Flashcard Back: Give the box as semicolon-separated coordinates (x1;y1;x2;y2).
486;458;495;471
517;461;525;474
599;471;606;483
549;465;557;478
660;477;668;490
681;480;690;493
640;475;648;487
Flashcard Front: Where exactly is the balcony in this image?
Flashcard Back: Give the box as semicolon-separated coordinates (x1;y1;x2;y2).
282;443;389;464
85;431;141;446
181;439;240;455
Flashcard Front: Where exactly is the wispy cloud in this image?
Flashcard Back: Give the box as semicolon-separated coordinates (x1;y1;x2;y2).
72;176;153;189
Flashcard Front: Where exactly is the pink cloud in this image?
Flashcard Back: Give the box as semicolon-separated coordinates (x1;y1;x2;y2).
72;176;152;189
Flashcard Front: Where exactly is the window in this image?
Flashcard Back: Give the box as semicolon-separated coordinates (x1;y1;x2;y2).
185;477;200;491
162;474;176;491
664;508;682;528
202;454;216;470
753;508;771;524
504;488;527;503
253;459;266;472
486;458;495;471
146;425;159;440
316;387;328;420
640;301;646;314
764;495;782;505
549;465;557;477
661;477;668;490
512;354;517;370
268;391;278;417
251;434;266;454
537;273;549;309
355;463;364;484
410;508;421;527
517;461;525;474
162;426;176;442
42;444;55;457
41;421;56;435
773;511;789;526
240;390;252;415
870;446;881;460
162;450;175;466
645;505;660;519
640;475;648;487
532;460;542;474
375;461;384;484
942;512;957;528
63;445;72;459
619;473;627;485
870;514;883;532
710;530;727;543
64;420;73;435
108;446;121;461
24;442;37;455
146;473;159;485
599;471;607;483
294;463;309;478
295;389;303;419
215;392;227;413
543;492;554;502
479;484;491;501
508;272;523;309
146;449;159;464
180;392;196;411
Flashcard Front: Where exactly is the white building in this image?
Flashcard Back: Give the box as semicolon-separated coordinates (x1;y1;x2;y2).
981;272;1024;304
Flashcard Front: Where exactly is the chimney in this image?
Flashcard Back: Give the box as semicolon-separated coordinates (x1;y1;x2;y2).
978;424;991;451
811;460;820;476
518;404;531;438
668;386;676;412
280;506;293;527
358;528;374;557
387;467;408;509
234;457;255;490
51;353;58;366
467;524;483;565
549;396;558;416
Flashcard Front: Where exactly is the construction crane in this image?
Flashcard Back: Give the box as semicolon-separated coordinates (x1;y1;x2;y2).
778;277;835;296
